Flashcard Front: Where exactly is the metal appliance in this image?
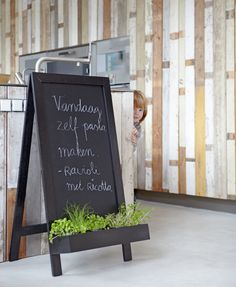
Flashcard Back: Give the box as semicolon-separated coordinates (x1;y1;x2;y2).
18;36;130;88
91;36;130;88
19;44;90;83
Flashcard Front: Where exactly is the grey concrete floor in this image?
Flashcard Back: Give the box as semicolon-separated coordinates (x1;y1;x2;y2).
1;201;236;287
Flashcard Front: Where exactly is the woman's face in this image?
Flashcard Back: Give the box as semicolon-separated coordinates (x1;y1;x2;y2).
134;106;144;123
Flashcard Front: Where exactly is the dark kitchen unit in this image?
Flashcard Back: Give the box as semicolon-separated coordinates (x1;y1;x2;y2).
18;36;130;89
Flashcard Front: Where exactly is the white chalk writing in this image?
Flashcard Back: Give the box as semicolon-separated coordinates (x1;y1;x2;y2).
52;95;102;121
51;93;113;193
62;162;100;176
83;118;106;141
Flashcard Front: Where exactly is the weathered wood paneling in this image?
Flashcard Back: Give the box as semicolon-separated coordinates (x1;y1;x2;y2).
195;0;206;196
103;0;111;39
97;0;103;40
111;91;134;204
0;0;235;205
121;92;134;204
81;0;88;44
68;0;79;46
152;0;163;192
10;0;16;82
33;0;41;52
128;0;136;90
185;0;195;196
63;0;69;47
144;0;153;190
168;0;179;193
111;0;127;37
57;0;64;48
162;0;170;191
235;0;236;199
5;0;11;74
136;0;145;190
41;0;51;50
204;0;214;198
226;0;235;196
178;0;186;194
213;0;227;198
49;0;58;50
0;86;7;262
88;0;98;42
26;0;32;53
0;3;3;73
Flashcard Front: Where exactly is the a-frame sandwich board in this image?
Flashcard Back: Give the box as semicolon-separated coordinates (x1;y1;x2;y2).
9;72;150;276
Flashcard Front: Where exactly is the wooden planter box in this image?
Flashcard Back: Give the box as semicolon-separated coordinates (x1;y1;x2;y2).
50;224;150;254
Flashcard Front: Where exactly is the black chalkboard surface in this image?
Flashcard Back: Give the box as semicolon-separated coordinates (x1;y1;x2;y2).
10;72;150;277
31;72;124;220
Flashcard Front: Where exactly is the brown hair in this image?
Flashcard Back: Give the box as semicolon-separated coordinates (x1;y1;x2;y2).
134;90;147;123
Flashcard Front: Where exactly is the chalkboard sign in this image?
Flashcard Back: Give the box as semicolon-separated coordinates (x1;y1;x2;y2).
10;73;150;277
31;72;124;220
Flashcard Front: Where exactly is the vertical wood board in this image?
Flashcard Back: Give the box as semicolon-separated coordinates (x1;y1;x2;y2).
10;0;16;81
178;0;186;194
168;0;179;193
226;0;235;195
81;0;88;44
152;0;163;191
213;0;227;198
34;0;41;52
162;0;170;190
195;0;206;196
0;88;6;262
121;92;134;204
97;0;103;40
128;0;136;90
57;0;64;47
136;0;146;190
103;0;111;39
68;0;78;46
204;2;214;197
144;0;153;190
88;0;98;42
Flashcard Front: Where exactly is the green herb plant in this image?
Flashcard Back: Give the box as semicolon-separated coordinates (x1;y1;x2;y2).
49;202;151;243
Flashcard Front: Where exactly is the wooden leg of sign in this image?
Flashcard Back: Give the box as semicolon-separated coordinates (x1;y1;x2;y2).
50;254;62;276
9;234;21;261
122;243;132;261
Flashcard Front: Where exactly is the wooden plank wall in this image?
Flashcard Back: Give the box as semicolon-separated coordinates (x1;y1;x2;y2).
0;0;236;204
